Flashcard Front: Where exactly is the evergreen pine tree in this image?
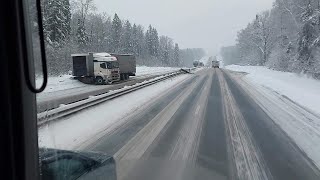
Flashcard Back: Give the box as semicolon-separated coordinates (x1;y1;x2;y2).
76;18;88;51
111;13;122;53
174;43;180;66
146;25;153;56
136;25;145;57
122;20;133;53
298;1;317;72
151;28;159;57
43;0;71;47
132;24;139;56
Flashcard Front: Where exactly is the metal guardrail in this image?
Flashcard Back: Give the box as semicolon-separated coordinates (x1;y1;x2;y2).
37;69;190;126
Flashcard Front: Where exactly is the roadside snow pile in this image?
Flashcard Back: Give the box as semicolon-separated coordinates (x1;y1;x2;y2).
136;66;180;76
36;75;86;93
226;65;320;114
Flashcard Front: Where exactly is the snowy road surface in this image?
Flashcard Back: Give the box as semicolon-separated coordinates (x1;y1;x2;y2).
39;68;320;180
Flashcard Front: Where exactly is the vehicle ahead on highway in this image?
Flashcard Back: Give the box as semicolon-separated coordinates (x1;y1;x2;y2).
193;60;200;67
72;53;136;85
193;61;204;67
212;60;220;68
210;56;220;68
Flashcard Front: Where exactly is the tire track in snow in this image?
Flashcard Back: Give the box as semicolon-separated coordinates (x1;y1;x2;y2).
217;70;272;180
144;74;208;160
196;69;230;179
84;76;197;154
114;74;206;180
167;71;212;161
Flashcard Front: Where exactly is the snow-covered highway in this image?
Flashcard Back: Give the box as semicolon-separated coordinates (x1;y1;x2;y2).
39;68;320;180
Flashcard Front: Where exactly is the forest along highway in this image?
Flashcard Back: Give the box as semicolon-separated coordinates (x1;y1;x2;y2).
69;68;320;180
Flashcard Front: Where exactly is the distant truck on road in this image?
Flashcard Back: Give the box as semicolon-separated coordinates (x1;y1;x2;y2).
71;53;136;85
193;61;204;67
193;61;200;67
212;61;220;68
211;56;220;68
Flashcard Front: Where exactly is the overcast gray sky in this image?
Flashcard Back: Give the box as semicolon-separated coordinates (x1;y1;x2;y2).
95;0;274;54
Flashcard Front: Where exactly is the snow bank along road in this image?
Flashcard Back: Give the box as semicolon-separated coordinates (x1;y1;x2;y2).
36;71;181;113
39;68;320;180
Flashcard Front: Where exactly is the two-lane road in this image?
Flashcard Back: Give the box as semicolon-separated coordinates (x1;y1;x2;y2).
84;68;320;180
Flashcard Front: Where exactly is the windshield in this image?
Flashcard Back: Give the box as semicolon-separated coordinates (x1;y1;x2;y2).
28;0;320;180
105;62;119;69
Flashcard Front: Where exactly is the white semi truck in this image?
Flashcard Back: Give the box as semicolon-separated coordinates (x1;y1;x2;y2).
211;56;220;68
71;53;136;85
212;61;220;68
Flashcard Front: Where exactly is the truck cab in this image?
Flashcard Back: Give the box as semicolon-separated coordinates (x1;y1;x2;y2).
212;56;220;68
93;54;120;84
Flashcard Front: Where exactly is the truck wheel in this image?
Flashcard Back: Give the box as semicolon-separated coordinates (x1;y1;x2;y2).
95;77;104;85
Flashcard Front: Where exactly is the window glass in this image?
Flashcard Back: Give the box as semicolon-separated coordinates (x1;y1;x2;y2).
42;158;87;180
112;62;119;68
25;0;320;180
106;62;112;69
100;63;106;69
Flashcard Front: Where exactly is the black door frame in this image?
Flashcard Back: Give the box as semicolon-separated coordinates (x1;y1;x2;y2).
0;0;40;179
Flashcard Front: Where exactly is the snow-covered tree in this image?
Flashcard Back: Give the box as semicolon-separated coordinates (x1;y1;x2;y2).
38;0;193;75
151;27;159;57
136;25;147;62
132;24;139;56
174;43;180;66
237;12;275;65
297;1;319;73
43;0;71;47
76;18;88;50
159;36;171;65
121;20;133;53
111;13;122;53
86;13;110;52
145;25;159;57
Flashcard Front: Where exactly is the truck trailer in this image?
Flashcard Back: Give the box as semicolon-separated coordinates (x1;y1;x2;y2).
110;54;136;80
